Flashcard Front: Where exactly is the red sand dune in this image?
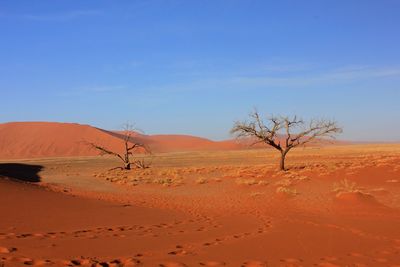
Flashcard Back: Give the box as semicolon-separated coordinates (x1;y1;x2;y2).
107;130;242;152
0;122;127;159
0;122;242;159
0;121;348;159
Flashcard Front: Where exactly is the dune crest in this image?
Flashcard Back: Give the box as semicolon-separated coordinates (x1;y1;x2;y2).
0;122;241;159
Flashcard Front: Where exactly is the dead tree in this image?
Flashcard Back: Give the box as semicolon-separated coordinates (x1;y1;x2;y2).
231;110;342;171
88;124;151;170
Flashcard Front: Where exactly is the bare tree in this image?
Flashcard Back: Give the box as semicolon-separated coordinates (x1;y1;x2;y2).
231;110;342;171
88;124;151;170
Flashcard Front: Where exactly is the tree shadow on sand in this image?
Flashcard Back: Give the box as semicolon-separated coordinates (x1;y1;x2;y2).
0;163;43;183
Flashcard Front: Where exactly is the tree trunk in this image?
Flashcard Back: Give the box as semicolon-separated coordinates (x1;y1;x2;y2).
124;162;131;170
124;152;131;170
280;150;288;171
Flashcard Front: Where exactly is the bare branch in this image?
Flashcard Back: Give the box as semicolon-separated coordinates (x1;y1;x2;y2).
231;110;342;171
231;110;284;151
86;122;152;170
288;119;342;148
87;142;125;163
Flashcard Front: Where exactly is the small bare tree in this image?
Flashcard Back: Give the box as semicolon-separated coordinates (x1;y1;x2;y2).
88;124;151;170
231;110;342;171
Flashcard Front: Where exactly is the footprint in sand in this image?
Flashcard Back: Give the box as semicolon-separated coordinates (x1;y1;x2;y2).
319;257;338;262
23;259;53;266
17;233;33;238
12;256;32;263
316;263;340;267
241;260;268;267
68;259;85;265
199;261;226;266
123;258;143;266
0;247;17;253
159;262;188;267
279;258;303;267
168;250;188;256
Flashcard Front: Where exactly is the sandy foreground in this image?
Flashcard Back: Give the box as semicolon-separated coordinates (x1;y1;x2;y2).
1;145;400;266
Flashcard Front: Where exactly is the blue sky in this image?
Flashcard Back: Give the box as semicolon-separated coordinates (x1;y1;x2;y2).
1;1;399;141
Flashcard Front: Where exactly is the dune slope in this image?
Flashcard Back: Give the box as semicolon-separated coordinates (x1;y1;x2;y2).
0;122;126;159
0;122;242;159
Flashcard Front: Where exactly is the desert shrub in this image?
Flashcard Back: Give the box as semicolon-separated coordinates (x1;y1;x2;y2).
235;178;268;186
276;186;298;196
196;178;208;184
152;177;183;186
275;178;293;187
332;179;361;193
133;157;152;169
250;192;264;197
257;180;269;186
152;177;173;186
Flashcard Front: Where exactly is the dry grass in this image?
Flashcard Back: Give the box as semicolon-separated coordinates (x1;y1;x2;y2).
152;177;183;186
332;179;362;193
275;178;293;187
82;145;400;191
196;178;208;184
276;186;298;196
235;178;268;186
250;192;265;197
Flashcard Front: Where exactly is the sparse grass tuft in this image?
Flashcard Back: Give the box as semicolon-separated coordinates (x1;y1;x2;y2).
250;192;264;197
235;178;258;185
276;186;298;196
152;177;183;186
257;180;269;186
196;178;208;184
275;178;293;187
332;179;361;193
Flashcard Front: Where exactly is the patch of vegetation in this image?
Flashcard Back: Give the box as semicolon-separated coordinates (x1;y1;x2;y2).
152;177;183;186
196;178;208;184
332;179;362;193
276;186;298;196
275;178;293;187
235;178;268;186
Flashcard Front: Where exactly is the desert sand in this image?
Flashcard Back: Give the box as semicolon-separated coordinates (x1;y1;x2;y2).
1;141;400;266
0;122;242;159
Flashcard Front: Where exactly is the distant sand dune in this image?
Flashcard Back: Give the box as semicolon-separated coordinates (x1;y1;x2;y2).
0;121;348;159
0;122;243;159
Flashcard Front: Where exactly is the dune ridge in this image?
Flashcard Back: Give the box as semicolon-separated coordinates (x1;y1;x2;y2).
0;122;243;159
0;121;350;159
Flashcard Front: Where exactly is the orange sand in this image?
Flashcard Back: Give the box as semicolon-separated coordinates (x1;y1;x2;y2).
0;122;349;160
0;122;243;159
1;145;400;266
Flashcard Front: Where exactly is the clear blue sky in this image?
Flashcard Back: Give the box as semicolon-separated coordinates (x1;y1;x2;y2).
1;1;399;141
